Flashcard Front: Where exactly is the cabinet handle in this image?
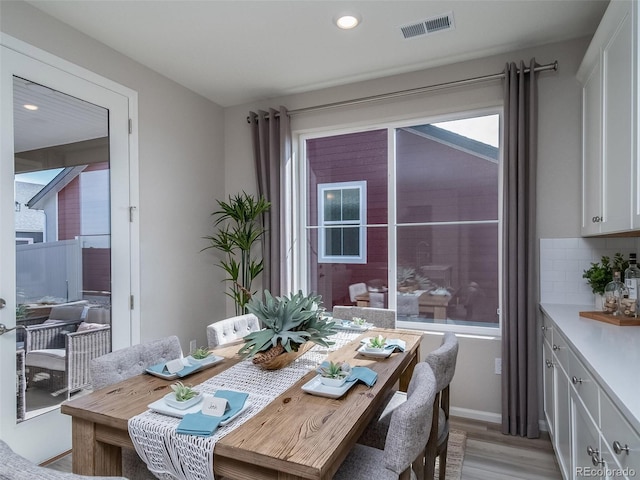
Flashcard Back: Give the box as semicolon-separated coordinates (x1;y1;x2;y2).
587;446;605;466
541;325;547;331
592;216;602;223
572;376;583;385
545;360;554;368
553;344;560;351
613;441;630;455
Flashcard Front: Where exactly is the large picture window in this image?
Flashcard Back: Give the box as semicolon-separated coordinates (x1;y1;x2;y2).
300;114;500;334
318;181;367;263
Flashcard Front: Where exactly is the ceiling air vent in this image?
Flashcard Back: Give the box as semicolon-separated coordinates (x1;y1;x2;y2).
401;12;455;39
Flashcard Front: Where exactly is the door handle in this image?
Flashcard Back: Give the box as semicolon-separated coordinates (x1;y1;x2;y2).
0;324;25;336
0;298;5;309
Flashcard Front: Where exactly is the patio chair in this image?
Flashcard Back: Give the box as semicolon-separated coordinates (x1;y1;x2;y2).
24;306;111;397
332;305;396;329
333;363;437;480
206;313;261;348
89;336;183;480
348;282;368;304
0;439;128;479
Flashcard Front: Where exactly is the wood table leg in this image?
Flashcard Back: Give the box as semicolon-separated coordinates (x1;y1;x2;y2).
399;346;420;392
71;418;122;476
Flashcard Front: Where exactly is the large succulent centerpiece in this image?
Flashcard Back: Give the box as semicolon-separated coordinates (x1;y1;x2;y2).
239;290;337;369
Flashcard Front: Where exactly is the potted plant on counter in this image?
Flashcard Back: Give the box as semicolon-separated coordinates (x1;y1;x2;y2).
583;253;628;309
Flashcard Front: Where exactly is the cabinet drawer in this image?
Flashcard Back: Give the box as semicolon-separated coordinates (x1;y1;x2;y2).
601;393;640;474
568;349;600;425
541;315;553;344
551;328;570;374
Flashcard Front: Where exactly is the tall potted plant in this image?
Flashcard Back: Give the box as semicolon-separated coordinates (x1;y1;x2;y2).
203;192;270;315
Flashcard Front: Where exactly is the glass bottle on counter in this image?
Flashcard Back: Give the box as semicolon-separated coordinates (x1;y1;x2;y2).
623;253;640;316
603;271;627;315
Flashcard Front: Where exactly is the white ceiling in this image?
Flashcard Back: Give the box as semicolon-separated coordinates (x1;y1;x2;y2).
25;0;610;108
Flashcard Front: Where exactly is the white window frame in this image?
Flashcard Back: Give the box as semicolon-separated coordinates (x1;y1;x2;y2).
317;180;367;264
293;107;502;337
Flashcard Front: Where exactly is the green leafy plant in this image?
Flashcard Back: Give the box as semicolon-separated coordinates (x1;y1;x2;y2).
351;317;366;326
170;381;199;402
317;360;351;379
191;346;211;360
239;290;337;364
15;304;27;320
203;192;271;315
368;334;387;349
583;253;629;295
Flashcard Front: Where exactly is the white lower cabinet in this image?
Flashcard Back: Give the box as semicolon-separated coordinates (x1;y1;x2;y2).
542;314;640;480
600;393;640;476
572;392;605;479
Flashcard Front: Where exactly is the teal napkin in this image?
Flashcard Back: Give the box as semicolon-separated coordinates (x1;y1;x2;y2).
384;339;406;352
346;366;378;387
176;390;249;437
147;360;199;378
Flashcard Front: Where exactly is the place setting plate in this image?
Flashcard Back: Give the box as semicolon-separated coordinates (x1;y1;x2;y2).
301;375;357;399
356;344;394;358
145;355;224;380
148;393;251;424
332;320;373;331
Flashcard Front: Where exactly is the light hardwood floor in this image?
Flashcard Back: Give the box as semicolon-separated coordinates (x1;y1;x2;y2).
451;417;563;480
46;417;562;479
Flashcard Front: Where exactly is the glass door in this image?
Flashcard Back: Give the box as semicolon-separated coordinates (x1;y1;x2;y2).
0;44;132;462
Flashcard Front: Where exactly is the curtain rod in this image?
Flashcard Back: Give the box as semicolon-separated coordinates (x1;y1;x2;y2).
247;60;558;123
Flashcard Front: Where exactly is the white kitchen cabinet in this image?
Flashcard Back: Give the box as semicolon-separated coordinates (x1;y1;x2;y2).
542;312;640;480
544;323;572;479
572;393;606;480
601;392;640;475
578;0;637;236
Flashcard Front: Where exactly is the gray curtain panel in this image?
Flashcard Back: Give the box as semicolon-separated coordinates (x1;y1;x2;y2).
249;106;291;296
501;59;540;438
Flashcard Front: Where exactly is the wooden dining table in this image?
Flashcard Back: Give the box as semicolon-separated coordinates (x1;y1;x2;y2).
61;328;423;480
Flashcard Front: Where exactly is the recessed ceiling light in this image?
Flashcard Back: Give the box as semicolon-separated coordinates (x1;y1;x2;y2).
23;104;38;111
336;14;360;30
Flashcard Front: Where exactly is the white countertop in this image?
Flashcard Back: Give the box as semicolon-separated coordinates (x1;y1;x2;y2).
540;303;640;433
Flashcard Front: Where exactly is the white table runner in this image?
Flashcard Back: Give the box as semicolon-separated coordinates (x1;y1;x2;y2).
128;330;361;480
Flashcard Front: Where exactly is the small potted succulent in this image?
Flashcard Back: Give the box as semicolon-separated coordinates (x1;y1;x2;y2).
351;317;366;326
317;360;351;387
188;346;213;364
165;381;201;409
365;334;387;353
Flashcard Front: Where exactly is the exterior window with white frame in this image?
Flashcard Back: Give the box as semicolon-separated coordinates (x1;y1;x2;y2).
317;181;366;264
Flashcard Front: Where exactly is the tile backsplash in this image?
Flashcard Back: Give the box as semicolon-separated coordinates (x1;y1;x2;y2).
539;237;640;305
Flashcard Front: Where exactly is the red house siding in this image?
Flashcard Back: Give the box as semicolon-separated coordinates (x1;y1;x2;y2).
306;127;498;324
58;177;81;240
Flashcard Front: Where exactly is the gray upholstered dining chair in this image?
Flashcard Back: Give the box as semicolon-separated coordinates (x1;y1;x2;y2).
206;313;261;348
333;362;437;480
89;336;183;480
357;332;459;480
0;439;128;480
332;305;396;329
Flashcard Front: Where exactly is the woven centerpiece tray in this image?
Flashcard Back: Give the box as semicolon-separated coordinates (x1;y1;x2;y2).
579;311;640;326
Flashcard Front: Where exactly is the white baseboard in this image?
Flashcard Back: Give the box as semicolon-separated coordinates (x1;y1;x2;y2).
450;406;501;424
451;408;551;433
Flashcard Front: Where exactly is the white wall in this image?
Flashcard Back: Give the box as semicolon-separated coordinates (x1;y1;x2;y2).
224;37;591;421
1;1;227;349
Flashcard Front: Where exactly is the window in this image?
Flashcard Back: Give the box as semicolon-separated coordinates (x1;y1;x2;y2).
318;181;367;263
299;113;500;334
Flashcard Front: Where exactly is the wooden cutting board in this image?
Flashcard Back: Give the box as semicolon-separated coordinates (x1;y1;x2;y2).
579;311;640;326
